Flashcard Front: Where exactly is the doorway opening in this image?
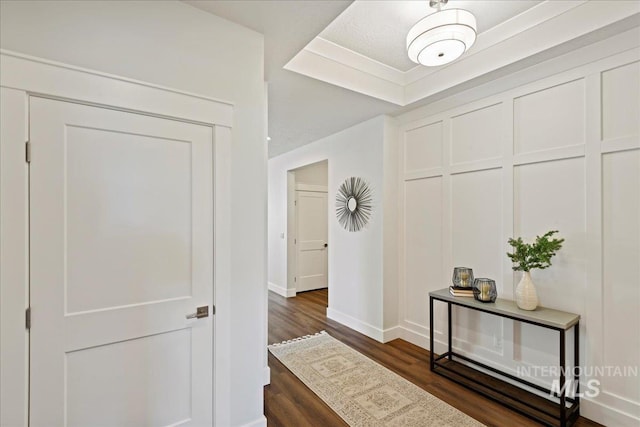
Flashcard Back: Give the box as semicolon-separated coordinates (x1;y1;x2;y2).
287;160;329;297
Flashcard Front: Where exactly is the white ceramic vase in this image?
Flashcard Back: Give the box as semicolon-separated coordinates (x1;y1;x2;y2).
515;271;538;310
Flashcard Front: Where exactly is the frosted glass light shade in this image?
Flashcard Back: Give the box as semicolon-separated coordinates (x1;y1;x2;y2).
407;8;477;67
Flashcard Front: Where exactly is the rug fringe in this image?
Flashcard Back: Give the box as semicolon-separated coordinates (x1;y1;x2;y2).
268;330;327;347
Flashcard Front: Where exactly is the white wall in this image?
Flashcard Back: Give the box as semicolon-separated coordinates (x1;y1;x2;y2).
0;2;267;426
396;30;640;426
294;160;328;186
382;117;400;331
268;116;398;340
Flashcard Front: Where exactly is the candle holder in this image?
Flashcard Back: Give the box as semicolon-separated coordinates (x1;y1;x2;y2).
452;267;474;288
473;278;497;303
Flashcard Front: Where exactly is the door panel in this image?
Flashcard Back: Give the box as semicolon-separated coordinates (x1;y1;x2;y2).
66;329;191;426
65;125;193;313
296;191;328;292
29;97;213;426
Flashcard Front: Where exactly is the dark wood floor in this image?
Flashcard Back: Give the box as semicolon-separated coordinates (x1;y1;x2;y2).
265;289;601;427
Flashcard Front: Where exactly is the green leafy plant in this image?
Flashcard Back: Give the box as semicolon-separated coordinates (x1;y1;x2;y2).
507;230;564;272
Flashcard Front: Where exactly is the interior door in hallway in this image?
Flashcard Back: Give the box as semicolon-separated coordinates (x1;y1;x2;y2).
296;190;328;292
29;97;213;426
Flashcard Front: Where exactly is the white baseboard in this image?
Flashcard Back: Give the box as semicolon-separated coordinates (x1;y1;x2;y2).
239;416;267;427
263;366;271;386
382;326;403;343
268;282;296;298
326;307;384;342
396;324;430;349
582;395;640;426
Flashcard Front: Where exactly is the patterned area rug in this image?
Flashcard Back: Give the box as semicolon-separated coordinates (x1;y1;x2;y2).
268;331;484;427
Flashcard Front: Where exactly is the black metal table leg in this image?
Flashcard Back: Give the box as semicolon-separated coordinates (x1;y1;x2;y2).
574;321;580;417
447;302;452;360
560;329;566;426
430;296;434;370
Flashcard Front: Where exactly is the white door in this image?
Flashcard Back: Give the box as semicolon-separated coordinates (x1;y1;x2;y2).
296;191;328;292
29;97;213;427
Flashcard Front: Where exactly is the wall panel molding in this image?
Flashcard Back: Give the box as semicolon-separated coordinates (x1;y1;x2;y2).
403;168;443;181
601;136;640;153
449;161;502;176
397;48;640;426
512;145;585;166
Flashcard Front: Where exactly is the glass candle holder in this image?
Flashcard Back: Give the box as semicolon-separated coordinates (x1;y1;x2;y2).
452;267;474;288
473;278;497;303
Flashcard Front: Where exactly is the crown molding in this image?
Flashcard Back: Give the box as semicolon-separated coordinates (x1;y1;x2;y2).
306;37;406;85
284;47;405;105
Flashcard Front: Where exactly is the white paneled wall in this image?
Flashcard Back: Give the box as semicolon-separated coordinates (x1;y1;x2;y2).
404;121;443;174
602;150;640;403
514;80;586;154
451;104;502;164
404;177;442;329
398;49;640;425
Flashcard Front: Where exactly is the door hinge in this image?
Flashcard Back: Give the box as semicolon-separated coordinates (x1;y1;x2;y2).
212;305;216;315
25;141;31;163
294;238;297;244
25;307;31;330
294;277;297;282
294;200;297;206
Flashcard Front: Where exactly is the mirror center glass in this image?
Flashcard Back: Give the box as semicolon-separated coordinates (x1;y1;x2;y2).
347;197;357;212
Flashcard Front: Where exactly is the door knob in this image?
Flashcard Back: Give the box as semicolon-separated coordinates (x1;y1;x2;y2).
186;306;209;319
324;243;328;248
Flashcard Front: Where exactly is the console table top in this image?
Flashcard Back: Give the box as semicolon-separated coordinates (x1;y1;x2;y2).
429;288;580;330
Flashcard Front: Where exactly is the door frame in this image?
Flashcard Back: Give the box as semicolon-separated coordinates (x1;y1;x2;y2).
285;161;329;297
0;50;233;427
294;189;328;293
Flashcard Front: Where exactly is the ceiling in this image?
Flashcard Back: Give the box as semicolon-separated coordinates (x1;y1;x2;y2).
185;1;639;157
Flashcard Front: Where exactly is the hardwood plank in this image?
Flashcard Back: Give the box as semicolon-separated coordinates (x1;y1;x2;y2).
265;289;602;427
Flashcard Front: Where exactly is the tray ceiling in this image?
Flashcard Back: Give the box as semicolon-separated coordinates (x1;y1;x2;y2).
286;1;640;107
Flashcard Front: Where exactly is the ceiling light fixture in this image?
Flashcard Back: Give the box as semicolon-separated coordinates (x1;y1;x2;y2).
407;0;477;67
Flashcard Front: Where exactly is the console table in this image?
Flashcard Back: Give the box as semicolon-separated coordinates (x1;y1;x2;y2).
429;288;580;426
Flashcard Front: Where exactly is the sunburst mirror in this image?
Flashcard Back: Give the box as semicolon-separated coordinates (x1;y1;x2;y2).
336;177;373;232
